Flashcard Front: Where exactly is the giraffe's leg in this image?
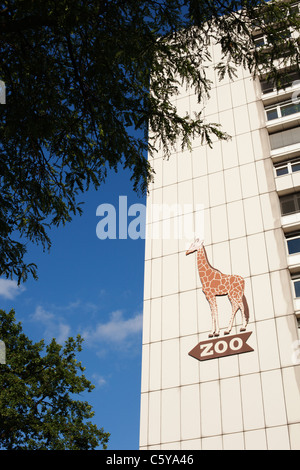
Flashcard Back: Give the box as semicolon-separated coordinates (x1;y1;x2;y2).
207;297;219;337
239;299;248;332
225;297;238;335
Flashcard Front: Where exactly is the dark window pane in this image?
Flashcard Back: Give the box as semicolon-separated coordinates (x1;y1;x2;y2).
292;162;300;173
281;197;296;214
294;280;300;297
287;237;300;254
267;108;278;120
276;166;289;176
281;102;300;117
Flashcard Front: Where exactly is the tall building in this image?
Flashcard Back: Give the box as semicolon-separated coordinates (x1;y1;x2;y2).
139;5;300;450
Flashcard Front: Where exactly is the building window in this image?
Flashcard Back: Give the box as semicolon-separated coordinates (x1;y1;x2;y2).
292;275;300;297
274;158;300;177
266;100;300;121
286;233;300;254
280;192;300;215
260;69;300;94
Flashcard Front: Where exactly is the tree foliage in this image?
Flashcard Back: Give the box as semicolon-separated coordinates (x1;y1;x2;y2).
0;0;299;282
0;309;110;450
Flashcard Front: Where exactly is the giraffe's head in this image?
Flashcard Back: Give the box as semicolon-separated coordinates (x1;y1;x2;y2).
186;238;204;255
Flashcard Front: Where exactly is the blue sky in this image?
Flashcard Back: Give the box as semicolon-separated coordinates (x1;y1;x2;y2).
0;167;146;450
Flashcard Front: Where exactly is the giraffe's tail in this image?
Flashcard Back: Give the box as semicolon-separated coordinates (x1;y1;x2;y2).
242;295;249;322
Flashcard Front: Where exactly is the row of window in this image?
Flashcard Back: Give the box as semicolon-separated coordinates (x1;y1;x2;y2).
275;158;300;177
266;99;300;121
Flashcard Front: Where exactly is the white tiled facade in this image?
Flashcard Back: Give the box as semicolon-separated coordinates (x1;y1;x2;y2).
139;31;300;450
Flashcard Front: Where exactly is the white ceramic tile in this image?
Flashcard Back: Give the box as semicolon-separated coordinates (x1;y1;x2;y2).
191;145;207;177
270;270;295;317
201;435;223;450
181;384;201;440
151;221;162;258
223;433;245;450
162;185;178;220
179;290;198;336
240;374;265;430
178;180;194;207
217;83;232;112
256;319;280;371
260;192;281;231
161;217;179;256
161;294;180;341
208;171;226;206
233;105;251;135
221;138;239;169
220;377;243;434
252;128;270;160
162;254;178;296
244;429;267;450
266;426;290;450
255;159;276;193
179;250;197;293
148;391;161;446
139;393;148;447
289;423;300;450
178;150;193;182
149;342;161;391
152;157;163;189
236;132;255;164
206;140;223;177
151;257;162;298
247;233;269;276
200;381;222;436
204;88;218;117
261;370;287;427
264;229;288;272
151;187;163;223
231;80;247;108
230;237;250;278
161;338;180;389
161;388;181;443
248;101;265;131
180;439;201;450
282;366;300;423
276;315;299;367
141;344;150;393
162;155;177;187
180;334;200;386
211;205;229;243
144;259;151;300
193;175;209;208
227;200;246;239
224;167;243;202
150;298;162;343
240;163;259;198
219;353;239;379
219;109;235;137
143;300;151;344
251;274;274;321
243;196;263;235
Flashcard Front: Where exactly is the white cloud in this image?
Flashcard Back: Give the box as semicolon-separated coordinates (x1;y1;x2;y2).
92;373;107;388
31;305;71;344
0;278;25;299
83;310;143;345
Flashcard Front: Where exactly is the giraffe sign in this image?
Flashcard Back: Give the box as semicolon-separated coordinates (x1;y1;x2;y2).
186;239;253;361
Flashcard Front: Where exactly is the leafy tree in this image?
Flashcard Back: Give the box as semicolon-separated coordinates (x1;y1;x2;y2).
0;309;110;450
0;0;299;282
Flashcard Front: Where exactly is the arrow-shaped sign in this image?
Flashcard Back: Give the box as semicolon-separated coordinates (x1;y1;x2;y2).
189;331;254;362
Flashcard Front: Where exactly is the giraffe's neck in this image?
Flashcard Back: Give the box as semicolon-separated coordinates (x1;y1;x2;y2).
197;247;215;279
